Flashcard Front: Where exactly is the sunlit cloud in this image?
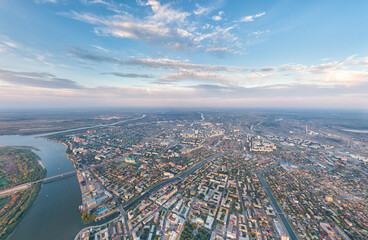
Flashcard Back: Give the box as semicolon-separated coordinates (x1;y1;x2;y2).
160;70;234;85
64;1;250;55
101;72;153;79
1;81;367;109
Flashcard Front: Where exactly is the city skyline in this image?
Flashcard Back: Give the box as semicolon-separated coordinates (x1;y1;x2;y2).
1;0;368;109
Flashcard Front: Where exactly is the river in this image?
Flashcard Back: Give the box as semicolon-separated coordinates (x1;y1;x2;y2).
0;137;118;240
0;115;147;239
340;128;368;134
0;135;85;240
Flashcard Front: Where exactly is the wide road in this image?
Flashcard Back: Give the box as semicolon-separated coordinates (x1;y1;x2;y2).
258;165;299;240
123;153;224;211
0;183;31;197
112;194;131;239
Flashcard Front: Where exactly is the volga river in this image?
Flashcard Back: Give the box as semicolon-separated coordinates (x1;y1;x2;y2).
0;135;85;240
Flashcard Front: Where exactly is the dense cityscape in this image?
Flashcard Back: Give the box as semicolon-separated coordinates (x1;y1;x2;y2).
21;110;366;240
1;1;368;239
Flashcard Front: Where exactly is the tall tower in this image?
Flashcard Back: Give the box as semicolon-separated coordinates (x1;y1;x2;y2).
305;124;308;134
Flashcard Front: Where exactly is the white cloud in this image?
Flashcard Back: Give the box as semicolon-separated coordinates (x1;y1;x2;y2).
2;41;20;49
124;57;243;72
194;26;234;42
0;36;53;66
68;2;193;50
161;69;234;84
212;11;224;21
70;47;247;72
277;56;368;86
240;12;266;22
66;2;243;55
0;68;82;89
156;55;368;87
34;0;57;4
177;28;194;38
206;47;229;52
315;69;368;86
99;18;171;39
350;56;368;66
70;12;171;40
202;23;211;30
71;46;367;88
248;30;269;37
278;63;308;72
92;45;110;53
194;4;211;16
308;55;355;73
146;0;190;24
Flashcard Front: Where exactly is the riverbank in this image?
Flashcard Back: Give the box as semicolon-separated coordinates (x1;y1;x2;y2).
74;216;124;240
0;146;46;240
2;115;148;239
3;184;43;240
45;137;124;225
0;134;87;240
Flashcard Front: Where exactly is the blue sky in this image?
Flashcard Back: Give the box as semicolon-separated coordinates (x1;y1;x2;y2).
0;0;368;109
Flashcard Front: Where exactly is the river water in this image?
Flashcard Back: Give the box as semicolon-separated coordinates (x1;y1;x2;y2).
0;115;147;240
0;135;85;240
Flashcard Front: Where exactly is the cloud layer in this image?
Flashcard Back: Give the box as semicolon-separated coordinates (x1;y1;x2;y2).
66;0;267;55
0;68;82;89
1;1;367;109
1;53;368;109
69;47;368;89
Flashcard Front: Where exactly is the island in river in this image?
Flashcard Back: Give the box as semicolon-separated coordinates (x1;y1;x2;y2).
0;146;46;240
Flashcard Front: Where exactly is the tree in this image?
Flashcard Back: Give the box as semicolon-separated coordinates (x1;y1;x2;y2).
81;210;96;223
198;193;205;200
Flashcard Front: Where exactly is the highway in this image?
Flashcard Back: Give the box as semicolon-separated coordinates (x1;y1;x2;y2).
247;124;330;240
0;183;31;198
123;153;224;211
161;209;170;239
250;121;263;134
258;164;299;240
112;194;131;239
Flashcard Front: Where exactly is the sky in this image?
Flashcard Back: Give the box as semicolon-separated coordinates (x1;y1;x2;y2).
0;0;368;109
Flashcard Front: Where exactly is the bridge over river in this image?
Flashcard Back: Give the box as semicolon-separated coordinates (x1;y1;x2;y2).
0;171;77;197
0;152;132;198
